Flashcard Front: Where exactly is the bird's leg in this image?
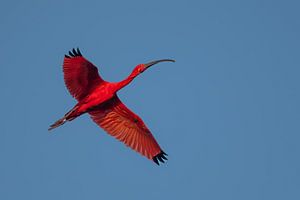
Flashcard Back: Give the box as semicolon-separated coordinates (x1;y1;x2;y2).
48;118;67;131
48;105;81;131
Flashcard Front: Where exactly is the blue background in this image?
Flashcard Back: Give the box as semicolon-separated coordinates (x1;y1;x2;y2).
1;0;299;199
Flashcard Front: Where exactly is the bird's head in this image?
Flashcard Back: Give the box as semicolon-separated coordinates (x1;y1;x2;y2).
132;59;175;76
116;59;175;91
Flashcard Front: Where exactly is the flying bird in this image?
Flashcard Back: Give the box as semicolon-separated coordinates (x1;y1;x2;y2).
49;48;175;165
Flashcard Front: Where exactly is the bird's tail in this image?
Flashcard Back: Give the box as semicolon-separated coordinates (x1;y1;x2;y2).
48;105;79;131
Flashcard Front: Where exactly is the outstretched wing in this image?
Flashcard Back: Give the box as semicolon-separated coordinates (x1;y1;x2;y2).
63;48;105;101
88;95;167;165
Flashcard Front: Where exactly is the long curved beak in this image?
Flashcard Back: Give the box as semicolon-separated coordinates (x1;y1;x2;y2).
144;59;175;69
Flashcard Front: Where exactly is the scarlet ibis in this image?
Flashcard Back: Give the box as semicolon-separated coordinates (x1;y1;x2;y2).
49;48;175;165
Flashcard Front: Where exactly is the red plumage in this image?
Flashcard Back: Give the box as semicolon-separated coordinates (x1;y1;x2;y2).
49;48;174;165
63;53;104;101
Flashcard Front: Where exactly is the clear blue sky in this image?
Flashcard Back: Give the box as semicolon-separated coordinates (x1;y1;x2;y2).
1;0;299;199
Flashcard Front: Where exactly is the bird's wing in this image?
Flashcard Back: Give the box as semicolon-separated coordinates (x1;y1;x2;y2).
63;48;105;101
88;95;167;165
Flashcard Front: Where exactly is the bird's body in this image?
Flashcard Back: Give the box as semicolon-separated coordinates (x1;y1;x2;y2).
49;48;174;165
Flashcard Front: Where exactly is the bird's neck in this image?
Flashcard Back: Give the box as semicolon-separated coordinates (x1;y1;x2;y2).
115;72;137;91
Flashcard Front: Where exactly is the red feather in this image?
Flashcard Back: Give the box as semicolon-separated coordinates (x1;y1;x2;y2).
50;48;173;165
63;52;104;101
89;95;162;160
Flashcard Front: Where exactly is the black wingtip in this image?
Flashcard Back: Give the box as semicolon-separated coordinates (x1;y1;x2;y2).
77;48;82;56
66;48;83;58
72;48;77;56
153;157;159;165
152;150;168;165
68;50;74;57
